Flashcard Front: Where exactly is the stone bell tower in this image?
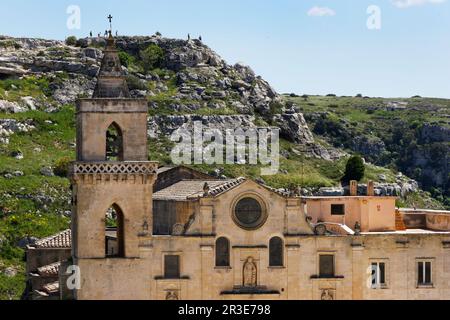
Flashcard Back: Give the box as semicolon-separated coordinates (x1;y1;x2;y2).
70;25;157;299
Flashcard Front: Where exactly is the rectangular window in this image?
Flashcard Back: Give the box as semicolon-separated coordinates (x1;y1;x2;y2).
164;255;180;279
331;204;345;215
319;255;335;277
371;262;387;288
417;261;432;286
153;201;177;235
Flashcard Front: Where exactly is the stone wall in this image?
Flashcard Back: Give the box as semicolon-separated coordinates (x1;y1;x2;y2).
146;233;450;300
305;197;397;232
70;178;450;300
26;247;71;274
400;209;450;231
76;99;148;161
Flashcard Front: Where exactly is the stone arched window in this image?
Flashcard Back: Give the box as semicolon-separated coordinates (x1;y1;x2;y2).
105;204;125;257
105;122;123;161
215;237;230;267
269;236;283;267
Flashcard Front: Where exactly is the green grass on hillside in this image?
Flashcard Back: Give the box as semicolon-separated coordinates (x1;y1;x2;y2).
284;94;450;208
0;85;447;299
0;106;74;299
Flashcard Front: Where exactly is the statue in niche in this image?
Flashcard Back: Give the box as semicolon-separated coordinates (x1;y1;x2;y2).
166;291;178;300
243;257;257;287
321;289;334;300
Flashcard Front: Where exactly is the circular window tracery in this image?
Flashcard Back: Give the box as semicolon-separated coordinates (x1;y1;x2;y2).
233;196;267;230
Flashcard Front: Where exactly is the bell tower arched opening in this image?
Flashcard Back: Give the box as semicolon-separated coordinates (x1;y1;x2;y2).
105;204;125;258
106;122;123;161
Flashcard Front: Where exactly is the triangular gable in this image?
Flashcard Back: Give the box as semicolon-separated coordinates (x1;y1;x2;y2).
205;178;294;200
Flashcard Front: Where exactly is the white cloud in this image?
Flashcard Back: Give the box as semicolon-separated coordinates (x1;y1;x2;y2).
307;6;336;17
391;0;446;8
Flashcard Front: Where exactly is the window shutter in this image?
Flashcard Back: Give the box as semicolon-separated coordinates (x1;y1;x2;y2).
215;238;230;267
319;255;335;277
164;255;180;279
269;237;283;267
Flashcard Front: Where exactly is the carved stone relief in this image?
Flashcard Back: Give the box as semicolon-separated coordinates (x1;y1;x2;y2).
166;291;179;300
243;257;257;287
321;289;334;300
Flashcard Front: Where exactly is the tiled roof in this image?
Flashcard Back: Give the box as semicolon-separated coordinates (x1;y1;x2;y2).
41;281;59;295
37;262;60;277
153;178;246;201
157;166;175;174
35;229;71;249
206;177;246;196
153;177;300;201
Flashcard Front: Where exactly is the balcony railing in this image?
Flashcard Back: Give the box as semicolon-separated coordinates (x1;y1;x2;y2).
70;161;158;175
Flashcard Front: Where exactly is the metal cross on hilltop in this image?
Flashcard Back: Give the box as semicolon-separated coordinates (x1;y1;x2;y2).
107;14;113;33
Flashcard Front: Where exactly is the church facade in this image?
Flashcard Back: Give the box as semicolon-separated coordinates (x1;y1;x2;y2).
26;33;450;300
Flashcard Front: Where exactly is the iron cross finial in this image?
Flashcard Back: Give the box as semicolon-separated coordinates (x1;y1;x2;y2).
107;14;113;30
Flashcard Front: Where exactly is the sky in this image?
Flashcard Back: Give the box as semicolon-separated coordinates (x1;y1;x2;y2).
0;0;449;98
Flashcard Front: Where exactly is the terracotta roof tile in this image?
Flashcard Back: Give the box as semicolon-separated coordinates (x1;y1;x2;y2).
153;177;299;201
153;178;246;201
41;281;59;294
37;262;60;277
35;229;71;249
207;177;246;196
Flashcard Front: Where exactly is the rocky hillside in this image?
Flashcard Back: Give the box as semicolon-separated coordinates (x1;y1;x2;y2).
0;34;447;299
0;35;341;159
284;95;449;208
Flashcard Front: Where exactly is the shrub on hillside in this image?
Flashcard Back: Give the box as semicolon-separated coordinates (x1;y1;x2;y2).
126;75;147;91
65;36;77;46
140;44;164;71
269;101;284;116
54;156;72;177
313;115;351;145
342;155;365;184
118;51;134;68
0;40;21;49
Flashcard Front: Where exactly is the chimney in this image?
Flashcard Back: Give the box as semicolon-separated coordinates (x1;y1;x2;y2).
350;180;357;196
367;180;374;196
